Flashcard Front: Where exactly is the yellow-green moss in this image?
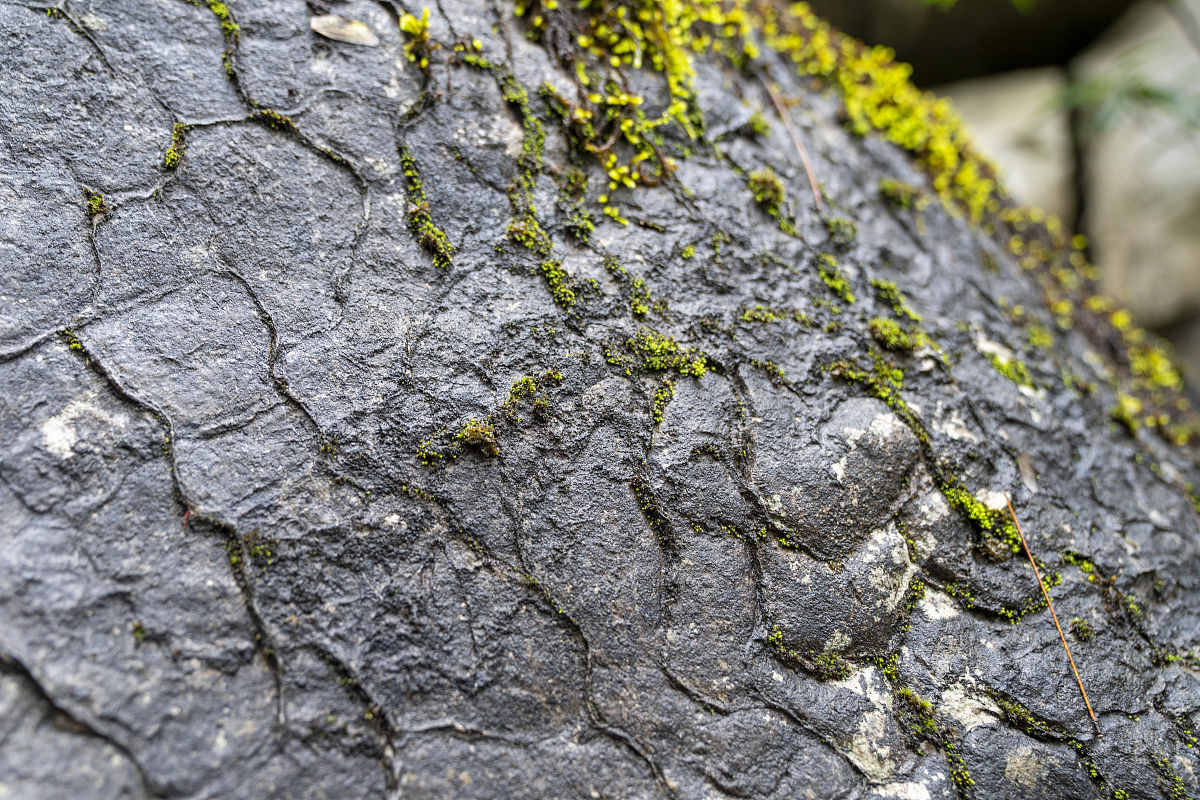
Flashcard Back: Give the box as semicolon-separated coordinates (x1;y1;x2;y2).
400;147;455;269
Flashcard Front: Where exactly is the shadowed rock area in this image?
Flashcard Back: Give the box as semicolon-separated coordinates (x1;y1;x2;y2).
3;1;1200;798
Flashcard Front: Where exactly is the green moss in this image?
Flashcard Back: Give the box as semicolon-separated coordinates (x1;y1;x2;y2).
747;167;793;234
399;7;432;68
502;369;563;421
1069;617;1095;641
878;178;925;210
609;328;707;378
59;329;84;353
940;479;1020;556
869;317;917;352
539;259;576;308
824;216;857;249
203;0;239;41
86;191;107;217
871;279;921;323
747;109;771;137
399;147;454;269
817;254;855;304
681;243;695;259
456;419;500;456
651;379;674;425
741;305;783;323
766;628;852;681
163;122;187;169
1153;757;1190;800
555;168;594;242
252;107;299;133
987;352;1033;387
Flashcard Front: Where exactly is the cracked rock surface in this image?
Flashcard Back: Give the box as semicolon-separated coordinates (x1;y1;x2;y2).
3;1;1200;798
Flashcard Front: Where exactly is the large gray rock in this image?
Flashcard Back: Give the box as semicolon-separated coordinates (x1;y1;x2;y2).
2;1;1199;798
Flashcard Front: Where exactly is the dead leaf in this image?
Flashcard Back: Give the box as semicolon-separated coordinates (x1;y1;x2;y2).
310;15;379;47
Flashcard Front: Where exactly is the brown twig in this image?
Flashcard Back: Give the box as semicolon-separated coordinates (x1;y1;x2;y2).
1006;494;1102;738
758;73;824;214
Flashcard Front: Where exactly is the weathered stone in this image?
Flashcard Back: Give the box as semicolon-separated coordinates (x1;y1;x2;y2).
2;2;1200;798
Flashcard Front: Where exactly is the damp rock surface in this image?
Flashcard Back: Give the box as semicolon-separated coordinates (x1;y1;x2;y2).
2;2;1200;799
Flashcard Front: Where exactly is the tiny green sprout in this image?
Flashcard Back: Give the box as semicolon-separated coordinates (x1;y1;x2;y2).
399;7;432;68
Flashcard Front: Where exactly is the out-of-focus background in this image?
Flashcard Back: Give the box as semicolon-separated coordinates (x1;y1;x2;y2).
809;0;1200;383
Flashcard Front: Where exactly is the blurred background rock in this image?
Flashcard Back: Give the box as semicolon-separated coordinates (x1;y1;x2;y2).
809;0;1200;383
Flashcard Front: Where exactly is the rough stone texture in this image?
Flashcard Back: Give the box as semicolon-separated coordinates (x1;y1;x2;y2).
2;2;1200;799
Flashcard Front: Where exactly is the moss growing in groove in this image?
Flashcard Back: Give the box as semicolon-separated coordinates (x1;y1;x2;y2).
651;379;674;425
252;107;299;134
871;279;921;323
86;191;107;217
766;628;851;682
878;178;926;210
1069;617;1094;641
163;122;187;169
554;168;595;242
539;259;576;308
398;147;454;269
816;254;855;304
202;0;239;40
398;7;432;68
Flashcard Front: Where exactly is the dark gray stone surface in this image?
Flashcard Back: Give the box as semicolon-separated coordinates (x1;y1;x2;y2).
3;1;1200;798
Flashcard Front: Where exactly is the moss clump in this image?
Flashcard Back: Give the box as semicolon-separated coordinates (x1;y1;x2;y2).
502;369;563;420
651;379;674;425
163;122;187;169
766;628;851;681
747;109;771;137
539;259;576;308
398;7;432;68
747;167;793;233
1069;617;1095;641
741;304;783;323
824;216;857;249
871;279;921;323
252;108;299;133
869;317;917;352
399;147;454;269
609;328;707;378
940;480;1020;557
816;254;855;304
204;0;239;41
555;168;594;242
86;191;107;217
456;419;499;456
987;353;1033;388
681;243;695;259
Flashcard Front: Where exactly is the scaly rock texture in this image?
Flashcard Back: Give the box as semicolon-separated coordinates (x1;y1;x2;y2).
3;2;1200;799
